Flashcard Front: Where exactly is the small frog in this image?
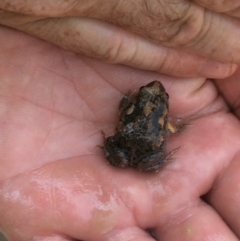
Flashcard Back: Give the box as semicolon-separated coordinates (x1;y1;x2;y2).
103;80;178;172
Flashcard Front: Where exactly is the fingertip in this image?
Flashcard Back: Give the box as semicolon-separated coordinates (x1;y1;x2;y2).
154;201;238;241
104;227;156;241
199;61;238;79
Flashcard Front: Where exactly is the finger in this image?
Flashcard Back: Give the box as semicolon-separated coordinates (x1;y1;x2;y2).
26;236;72;241
154;201;238;241
104;2;240;66
103;227;156;241
214;68;240;119
1;1;240;67
0;232;71;241
191;0;240;17
205;152;240;238
0;233;7;241
2;14;236;78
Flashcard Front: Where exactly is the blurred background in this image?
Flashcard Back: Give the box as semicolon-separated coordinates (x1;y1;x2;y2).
0;233;7;241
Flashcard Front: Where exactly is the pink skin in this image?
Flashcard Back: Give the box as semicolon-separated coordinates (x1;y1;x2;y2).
1;26;240;241
0;0;238;78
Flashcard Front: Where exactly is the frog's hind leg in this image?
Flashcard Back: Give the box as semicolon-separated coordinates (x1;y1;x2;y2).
135;151;167;172
137;146;183;172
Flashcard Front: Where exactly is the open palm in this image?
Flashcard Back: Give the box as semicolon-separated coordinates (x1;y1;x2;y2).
0;27;240;241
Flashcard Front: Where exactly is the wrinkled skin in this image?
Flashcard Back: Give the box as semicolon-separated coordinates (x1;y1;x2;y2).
0;0;238;78
1;27;240;241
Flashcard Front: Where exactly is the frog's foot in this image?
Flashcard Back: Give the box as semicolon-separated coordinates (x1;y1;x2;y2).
96;131;107;150
167;122;178;134
165;145;183;162
96;131;110;150
167;120;191;134
100;130;106;139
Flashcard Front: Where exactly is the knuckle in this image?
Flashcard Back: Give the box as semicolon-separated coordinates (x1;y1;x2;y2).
97;36;138;64
194;0;240;13
0;0;73;16
126;0;208;48
163;6;208;47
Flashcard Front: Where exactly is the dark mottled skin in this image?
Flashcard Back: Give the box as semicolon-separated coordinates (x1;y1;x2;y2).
103;81;172;172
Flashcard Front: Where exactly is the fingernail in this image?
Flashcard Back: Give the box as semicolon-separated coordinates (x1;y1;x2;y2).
199;60;237;79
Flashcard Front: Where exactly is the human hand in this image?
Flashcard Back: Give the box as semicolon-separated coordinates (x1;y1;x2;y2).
0;0;238;78
1;27;240;241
